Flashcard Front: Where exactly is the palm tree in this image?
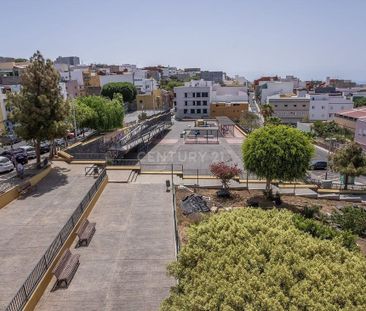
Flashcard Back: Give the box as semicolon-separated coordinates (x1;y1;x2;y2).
261;104;274;120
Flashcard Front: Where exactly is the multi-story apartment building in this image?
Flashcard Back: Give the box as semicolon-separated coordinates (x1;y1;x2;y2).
174;80;212;119
200;71;225;84
308;94;353;121
258;81;294;103
334;108;366;133
267;94;310;124
55;56;80;66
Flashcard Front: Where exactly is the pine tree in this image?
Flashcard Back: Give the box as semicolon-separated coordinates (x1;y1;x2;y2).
8;51;69;164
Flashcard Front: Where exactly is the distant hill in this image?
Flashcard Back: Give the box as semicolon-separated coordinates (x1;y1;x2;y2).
0;56;28;63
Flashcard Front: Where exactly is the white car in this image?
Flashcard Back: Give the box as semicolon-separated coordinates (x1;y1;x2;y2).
0;156;14;173
20;145;36;159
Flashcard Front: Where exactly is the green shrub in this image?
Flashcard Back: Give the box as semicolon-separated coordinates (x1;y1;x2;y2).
302;204;320;218
332;206;366;235
293;215;358;251
161;209;366;310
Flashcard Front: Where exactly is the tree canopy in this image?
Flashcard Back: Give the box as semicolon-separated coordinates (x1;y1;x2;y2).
353;96;366;108
161;208;366;310
101;82;137;102
8;51;69;163
242;125;314;191
239;110;261;133
74;95;124;132
311;120;352;141
330;142;366;189
160;79;184;91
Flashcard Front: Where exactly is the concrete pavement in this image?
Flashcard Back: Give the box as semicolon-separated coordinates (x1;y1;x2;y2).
36;183;175;311
0;163;95;309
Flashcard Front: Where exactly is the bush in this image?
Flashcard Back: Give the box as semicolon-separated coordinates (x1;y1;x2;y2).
161;209;366;310
293;215;358;251
332;206;366;236
302;204;320;218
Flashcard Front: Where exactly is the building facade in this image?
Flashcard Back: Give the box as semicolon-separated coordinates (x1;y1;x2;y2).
267;94;310;124
174;80;212;119
308;94;353;121
200;71;224;84
55;56;80;66
210;102;248;121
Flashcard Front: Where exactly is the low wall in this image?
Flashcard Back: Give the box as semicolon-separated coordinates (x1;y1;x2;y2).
0;165;52;210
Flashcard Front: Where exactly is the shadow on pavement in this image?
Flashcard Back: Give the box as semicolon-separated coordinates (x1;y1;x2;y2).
19;167;69;199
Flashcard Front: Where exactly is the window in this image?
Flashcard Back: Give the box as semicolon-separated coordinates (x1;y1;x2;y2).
202;92;208;97
293;104;297;107
203;109;207;113
203;100;207;105
184;109;188;114
303;105;306;107
284;104;288;107
196;92;201;97
196;100;201;106
184;101;188;106
184;92;187;98
312;106;315;109
321;106;325;110
192;92;196;98
197;109;201;113
139;100;143;103
193;101;196;106
190;109;195;114
275;105;278;107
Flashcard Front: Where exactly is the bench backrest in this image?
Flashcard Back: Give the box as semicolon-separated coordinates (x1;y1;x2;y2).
52;249;72;277
76;218;90;236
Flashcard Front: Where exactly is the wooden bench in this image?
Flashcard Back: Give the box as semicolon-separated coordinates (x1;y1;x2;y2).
18;181;35;196
76;218;96;247
52;249;80;289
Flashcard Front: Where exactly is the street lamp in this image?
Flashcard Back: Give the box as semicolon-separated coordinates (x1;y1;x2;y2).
324;137;336;180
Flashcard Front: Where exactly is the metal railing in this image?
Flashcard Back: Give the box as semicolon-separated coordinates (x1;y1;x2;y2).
5;169;107;311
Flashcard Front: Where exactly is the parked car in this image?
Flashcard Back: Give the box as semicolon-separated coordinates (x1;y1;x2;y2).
0;156;14;173
309;161;328;170
40;142;50;154
0;148;28;165
19;145;36;159
0;134;21;145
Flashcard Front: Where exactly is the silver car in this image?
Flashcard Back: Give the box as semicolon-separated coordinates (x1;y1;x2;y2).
0;156;14;173
20;145;36;159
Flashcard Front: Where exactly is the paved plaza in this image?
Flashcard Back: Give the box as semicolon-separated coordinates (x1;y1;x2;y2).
0;163;95;309
138;121;246;172
36;183;175;311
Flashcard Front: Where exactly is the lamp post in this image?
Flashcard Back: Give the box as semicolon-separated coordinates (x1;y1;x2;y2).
324;137;336;180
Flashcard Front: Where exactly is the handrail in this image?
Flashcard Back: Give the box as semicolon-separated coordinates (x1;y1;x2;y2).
5;169;107;311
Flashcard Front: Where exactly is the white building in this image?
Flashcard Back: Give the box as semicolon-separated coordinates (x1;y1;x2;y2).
308;94;353;121
174;80;212;119
211;85;248;103
280;75;306;89
161;66;178;78
259;81;294;103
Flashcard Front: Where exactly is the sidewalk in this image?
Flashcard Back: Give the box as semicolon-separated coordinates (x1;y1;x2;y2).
0;163;95;309
36;183;176;311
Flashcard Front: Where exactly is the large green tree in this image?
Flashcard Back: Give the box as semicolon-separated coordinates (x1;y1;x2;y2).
74;95;124;132
162;208;366;310
101;82;137;102
8;51;69;163
242;125;314;193
330;142;366;189
354;96;366;108
260;103;274;120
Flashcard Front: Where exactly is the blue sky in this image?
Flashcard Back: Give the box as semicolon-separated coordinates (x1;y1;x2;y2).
1;0;365;81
